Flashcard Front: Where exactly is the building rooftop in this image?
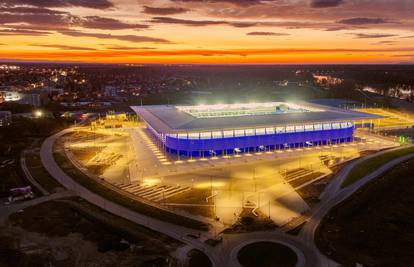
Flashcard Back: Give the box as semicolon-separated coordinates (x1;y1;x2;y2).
131;102;381;133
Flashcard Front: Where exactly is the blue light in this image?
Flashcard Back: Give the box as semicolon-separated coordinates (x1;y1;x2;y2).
156;125;354;157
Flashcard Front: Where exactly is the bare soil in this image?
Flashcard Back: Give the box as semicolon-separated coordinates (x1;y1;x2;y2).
224;208;277;234
0;198;181;267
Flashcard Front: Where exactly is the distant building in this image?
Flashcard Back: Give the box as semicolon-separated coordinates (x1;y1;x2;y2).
106;111;127;121
19;93;41;107
0;91;22;103
104;86;118;97
0;111;12;126
0;91;42;106
191;90;212;95
41;86;64;95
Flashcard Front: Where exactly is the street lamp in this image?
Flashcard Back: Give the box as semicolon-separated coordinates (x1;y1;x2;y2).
34;110;43;118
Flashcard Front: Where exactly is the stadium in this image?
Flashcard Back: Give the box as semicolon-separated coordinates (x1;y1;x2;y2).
132;102;380;157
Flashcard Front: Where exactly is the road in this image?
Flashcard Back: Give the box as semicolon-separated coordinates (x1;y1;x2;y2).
20;149;49;196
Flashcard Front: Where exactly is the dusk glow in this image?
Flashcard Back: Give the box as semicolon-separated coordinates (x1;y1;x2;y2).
0;0;413;64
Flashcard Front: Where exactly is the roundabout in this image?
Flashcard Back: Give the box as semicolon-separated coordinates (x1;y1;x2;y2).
225;231;316;267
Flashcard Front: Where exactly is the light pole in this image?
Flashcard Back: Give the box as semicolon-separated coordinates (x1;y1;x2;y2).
268;200;271;219
253;167;257;193
162;187;165;205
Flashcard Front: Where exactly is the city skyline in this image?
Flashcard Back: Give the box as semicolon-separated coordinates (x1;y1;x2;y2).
0;0;413;64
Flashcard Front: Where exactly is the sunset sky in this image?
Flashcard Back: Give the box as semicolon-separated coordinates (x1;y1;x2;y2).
0;0;413;64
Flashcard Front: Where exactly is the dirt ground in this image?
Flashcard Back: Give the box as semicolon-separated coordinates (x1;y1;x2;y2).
0;198;181;267
315;158;414;267
223;208;277;233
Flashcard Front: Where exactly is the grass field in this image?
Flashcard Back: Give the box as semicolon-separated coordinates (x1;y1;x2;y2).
53;140;209;231
341;146;414;188
25;151;63;193
316;157;414;266
3;198;179;267
237;241;297;267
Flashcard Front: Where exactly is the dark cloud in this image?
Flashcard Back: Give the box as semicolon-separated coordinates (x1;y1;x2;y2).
150;16;340;30
59;29;170;43
81;16;148;30
370;40;397;46
150;16;352;30
2;0;113;9
171;0;268;6
30;44;97;50
0;6;68;14
310;0;344;8
103;45;156;50
0;7;147;31
324;26;350;31
150;16;259;27
338;17;392;25
0;9;76;29
150;16;223;26
247;31;289;36
230;22;258;27
350;33;398;39
0;28;50;36
182;0;413;32
142;6;189;15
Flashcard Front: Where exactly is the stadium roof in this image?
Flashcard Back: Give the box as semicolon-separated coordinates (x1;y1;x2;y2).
131;102;381;133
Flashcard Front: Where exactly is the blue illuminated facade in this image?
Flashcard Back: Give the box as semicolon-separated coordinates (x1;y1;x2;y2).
131;102;380;158
147;122;354;157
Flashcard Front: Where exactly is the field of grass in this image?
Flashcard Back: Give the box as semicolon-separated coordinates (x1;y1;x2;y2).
341;146;414;188
52;142;209;231
237;241;297;267
25;151;63;193
3;198;179;267
187;249;212;267
316;158;414;266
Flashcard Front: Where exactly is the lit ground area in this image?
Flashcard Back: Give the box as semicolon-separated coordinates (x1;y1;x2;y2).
0;198;180;267
316;157;414;267
62;125;398;228
355;108;414;129
62;129;133;184
383;127;414;140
